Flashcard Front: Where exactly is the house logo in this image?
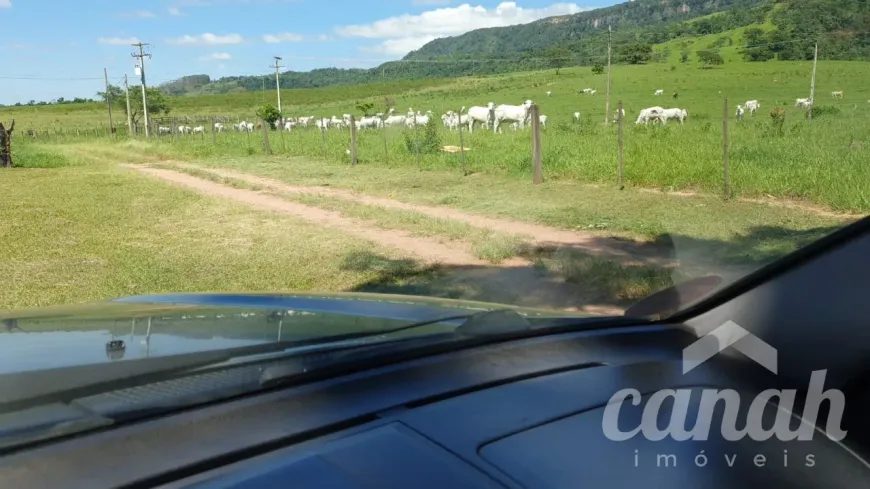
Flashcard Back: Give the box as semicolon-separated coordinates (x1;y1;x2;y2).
682;320;777;374
601;320;848;444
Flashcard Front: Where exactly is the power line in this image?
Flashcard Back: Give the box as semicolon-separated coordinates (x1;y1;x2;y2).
0;76;103;80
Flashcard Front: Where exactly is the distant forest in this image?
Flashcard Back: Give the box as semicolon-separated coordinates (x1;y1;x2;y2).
4;0;866;106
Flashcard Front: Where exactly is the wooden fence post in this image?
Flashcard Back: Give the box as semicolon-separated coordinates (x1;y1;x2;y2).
723;96;731;199
382;119;389;165
617;100;624;190
531;104;542;185
349;115;358;167
457;107;467;175
413;113;421;169
261;119;272;155
320;118;327;158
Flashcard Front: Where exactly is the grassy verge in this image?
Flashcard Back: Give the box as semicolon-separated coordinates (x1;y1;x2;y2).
3;143;685;315
67;142;854;269
144;162;529;264
0;144;422;310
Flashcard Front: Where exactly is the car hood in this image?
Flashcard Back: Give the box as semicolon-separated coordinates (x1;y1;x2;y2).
0;292;591;374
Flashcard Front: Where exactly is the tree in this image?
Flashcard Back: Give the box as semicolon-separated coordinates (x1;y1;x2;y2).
0;119;15;168
98;84;170;125
356;102;375;116
697;50;724;66
256;104;282;128
591;63;605;75
617;43;653;64
96;85;124;110
544;45;572;74
741;27;775;61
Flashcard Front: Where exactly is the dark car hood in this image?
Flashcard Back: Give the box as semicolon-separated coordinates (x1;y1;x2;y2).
0;292;590;374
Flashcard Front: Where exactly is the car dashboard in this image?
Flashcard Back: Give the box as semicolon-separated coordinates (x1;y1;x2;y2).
1;322;868;489
3;218;870;489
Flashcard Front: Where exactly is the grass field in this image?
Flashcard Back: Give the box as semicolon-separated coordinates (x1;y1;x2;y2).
0;146;421;309
8;59;870;213
2;54;867;317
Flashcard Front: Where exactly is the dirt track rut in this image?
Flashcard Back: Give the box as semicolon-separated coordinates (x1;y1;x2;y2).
125;163;641;315
166;162;669;264
127;164;519;268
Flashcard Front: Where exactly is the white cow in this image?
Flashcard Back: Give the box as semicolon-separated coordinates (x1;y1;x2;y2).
405;111;432;128
736;105;745;120
573;111;581;122
192;125;205;134
361;116;385;129
213;122;225;132
465;103;495;133
654;89;664;96
466;102;495;132
831;91;844;99
744;100;760;115
660;108;688;124
635;106;665;125
493;100;533;133
795;98;813;108
539;114;548;128
613;107;626;122
581;88;594;94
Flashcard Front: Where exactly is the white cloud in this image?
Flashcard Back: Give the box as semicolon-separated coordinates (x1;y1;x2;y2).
315;34;334;41
168;7;184;15
336;1;590;55
199;52;232;60
263;32;304;43
98;36;142;45
0;0;11;8
166;33;244;45
118;10;155;18
360;36;440;55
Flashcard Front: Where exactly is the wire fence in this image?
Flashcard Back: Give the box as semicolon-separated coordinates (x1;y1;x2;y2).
14;90;870;216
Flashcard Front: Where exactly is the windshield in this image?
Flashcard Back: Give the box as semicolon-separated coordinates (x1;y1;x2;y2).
0;0;865;445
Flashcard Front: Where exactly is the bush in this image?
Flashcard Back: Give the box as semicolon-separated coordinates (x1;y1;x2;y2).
806;105;841;119
403;116;442;155
255;104;281;128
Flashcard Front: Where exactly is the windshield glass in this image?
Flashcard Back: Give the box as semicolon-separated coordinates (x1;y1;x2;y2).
0;0;865;441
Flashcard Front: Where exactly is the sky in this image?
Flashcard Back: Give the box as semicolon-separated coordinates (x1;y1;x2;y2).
0;0;620;104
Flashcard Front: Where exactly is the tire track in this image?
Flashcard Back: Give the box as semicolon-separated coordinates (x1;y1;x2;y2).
124;163;628;315
164;161;672;265
125;164;509;268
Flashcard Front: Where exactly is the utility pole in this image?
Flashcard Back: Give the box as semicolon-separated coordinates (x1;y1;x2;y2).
604;25;613;124
131;42;152;136
103;68;115;137
273;56;283;116
808;41;818;120
123;74;133;135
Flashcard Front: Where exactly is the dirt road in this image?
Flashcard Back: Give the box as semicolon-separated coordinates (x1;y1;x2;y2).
126;163;676;315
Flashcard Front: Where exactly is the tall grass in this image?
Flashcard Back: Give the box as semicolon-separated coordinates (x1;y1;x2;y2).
80;109;870;213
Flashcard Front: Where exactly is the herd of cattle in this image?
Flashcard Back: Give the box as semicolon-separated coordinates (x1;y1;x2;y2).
154;88;851;137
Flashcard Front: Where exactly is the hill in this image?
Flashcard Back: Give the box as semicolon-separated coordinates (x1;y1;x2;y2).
163;0;865;97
